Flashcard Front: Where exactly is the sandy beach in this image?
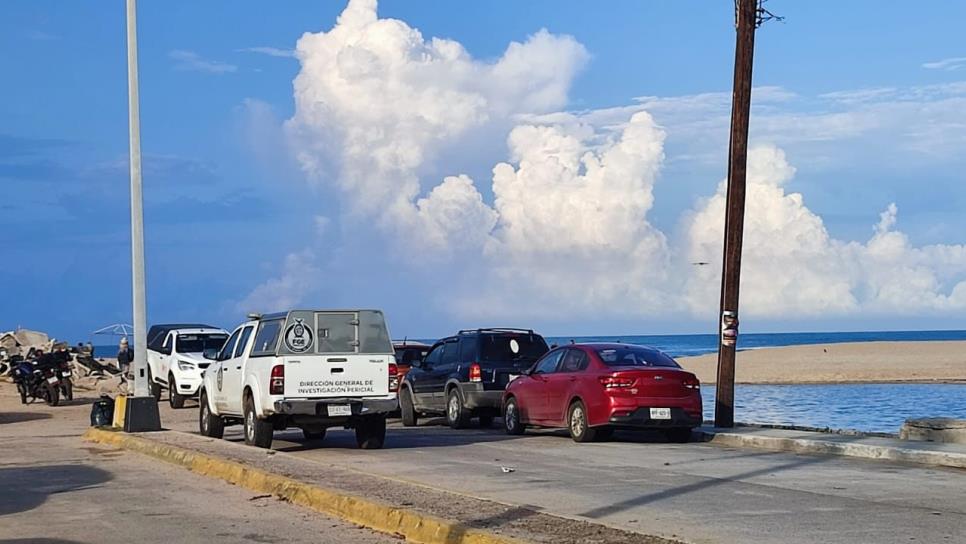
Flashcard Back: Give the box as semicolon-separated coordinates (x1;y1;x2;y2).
677;340;966;384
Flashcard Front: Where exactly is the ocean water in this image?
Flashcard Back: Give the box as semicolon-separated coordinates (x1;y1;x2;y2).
547;329;966;358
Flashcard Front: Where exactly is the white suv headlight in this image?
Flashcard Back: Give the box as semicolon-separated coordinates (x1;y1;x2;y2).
177;360;196;371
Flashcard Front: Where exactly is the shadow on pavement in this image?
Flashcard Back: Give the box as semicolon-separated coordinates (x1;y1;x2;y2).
578;452;829;519
0;412;52;425
269;422;532;451
0;464;113;516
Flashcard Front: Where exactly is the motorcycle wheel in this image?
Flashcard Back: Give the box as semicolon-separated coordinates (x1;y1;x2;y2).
42;382;60;407
17;383;27;404
62;378;73;401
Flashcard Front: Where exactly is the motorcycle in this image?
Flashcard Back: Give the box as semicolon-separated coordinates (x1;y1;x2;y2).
50;351;74;401
13;359;61;406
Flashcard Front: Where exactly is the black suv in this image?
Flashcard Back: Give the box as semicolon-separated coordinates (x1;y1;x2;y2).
399;328;549;428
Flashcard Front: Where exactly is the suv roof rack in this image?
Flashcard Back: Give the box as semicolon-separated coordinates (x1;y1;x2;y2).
457;327;535;335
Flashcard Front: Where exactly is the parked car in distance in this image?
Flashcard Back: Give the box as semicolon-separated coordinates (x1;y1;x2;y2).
392;340;431;381
199;309;398;450
145;324;229;408
502;343;702;443
399;328;549;429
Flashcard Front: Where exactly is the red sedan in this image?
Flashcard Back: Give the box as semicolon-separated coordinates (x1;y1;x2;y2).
502;343;702;443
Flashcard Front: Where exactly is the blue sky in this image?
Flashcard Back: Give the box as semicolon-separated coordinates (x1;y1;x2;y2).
4;0;966;342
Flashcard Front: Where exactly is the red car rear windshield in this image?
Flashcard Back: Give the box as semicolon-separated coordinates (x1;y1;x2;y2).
595;346;680;368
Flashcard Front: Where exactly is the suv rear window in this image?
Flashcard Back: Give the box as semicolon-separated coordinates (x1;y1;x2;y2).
595;346;680;368
480;334;548;364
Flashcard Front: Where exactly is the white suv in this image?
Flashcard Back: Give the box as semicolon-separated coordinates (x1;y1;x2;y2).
199;309;398;449
146;326;229;408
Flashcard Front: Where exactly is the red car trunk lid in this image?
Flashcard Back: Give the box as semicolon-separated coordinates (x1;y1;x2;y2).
610;368;696;398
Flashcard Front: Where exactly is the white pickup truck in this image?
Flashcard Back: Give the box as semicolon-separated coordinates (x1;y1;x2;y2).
145;324;229;408
198;310;398;449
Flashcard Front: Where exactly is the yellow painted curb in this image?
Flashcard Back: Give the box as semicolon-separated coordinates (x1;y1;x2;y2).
84;428;525;544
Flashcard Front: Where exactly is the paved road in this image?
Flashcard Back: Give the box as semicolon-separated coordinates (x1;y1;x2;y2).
0;387;396;544
158;399;966;544
13;388;964;544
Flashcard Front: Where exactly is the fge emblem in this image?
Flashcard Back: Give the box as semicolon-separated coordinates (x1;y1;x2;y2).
284;318;313;353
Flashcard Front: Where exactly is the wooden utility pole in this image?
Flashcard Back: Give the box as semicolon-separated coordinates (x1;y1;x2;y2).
714;0;760;428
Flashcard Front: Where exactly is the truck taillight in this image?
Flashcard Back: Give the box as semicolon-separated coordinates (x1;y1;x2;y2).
469;363;482;383
270;365;284;395
599;376;635;389
389;362;399;392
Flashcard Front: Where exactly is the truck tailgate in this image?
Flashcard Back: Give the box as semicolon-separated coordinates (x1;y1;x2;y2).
283;355;390;398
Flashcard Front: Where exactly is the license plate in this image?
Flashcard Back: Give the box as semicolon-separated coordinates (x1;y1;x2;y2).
47;377;59;384
650;408;671;420
327;404;352;417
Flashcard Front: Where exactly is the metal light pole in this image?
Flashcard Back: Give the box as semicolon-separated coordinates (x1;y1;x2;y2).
124;0;160;432
714;0;759;428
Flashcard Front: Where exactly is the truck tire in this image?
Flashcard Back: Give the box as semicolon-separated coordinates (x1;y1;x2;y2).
243;395;273;449
445;388;471;429
42;382;60;407
199;391;224;439
168;374;186;409
147;368;161;401
399;387;418;427
355;415;386;450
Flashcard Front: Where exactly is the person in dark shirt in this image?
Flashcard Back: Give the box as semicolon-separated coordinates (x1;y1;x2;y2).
117;338;132;378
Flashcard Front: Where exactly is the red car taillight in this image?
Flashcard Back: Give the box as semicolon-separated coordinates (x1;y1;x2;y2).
599;376;635;389
468;363;482;383
270;364;284;395
389;362;399;392
683;376;700;390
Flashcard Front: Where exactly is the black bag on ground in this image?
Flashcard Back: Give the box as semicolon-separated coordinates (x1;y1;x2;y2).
90;396;115;427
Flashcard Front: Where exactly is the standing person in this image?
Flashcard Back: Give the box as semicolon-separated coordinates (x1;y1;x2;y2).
117;337;132;378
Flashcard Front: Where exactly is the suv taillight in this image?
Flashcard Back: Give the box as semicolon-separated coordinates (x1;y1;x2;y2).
270;364;284;395
389;362;399;392
599;376;635;389
469;363;482;383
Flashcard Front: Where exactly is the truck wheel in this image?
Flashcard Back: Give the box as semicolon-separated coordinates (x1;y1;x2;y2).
355;415;387;449
168;374;186;409
199;391;224;439
445;388;471;429
243;395;273;448
567;400;596;443
302;427;327;441
399;387;418;427
147;368;161;401
503;397;525;435
42;383;60;407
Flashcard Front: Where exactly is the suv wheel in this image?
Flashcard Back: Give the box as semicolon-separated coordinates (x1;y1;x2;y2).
199;391;224;439
399;387;418;427
503;397;525;435
147;368;161;401
446;388;471;429
355;415;386;449
168;374;186;409
567;400;596;443
243;395;273;448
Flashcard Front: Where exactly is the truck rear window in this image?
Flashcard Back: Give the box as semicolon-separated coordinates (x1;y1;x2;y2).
481;334;548;364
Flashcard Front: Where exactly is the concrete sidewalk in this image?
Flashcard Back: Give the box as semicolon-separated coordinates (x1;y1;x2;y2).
701;425;966;469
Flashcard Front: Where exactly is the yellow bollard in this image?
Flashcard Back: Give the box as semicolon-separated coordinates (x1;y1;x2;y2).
113;395;128;429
